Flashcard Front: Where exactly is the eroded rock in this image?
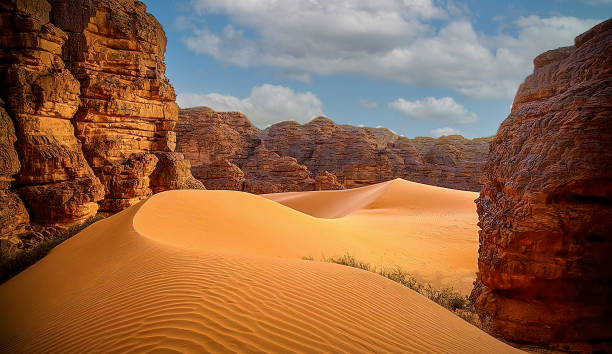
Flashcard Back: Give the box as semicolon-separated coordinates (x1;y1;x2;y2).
176;107;489;193
471;19;612;351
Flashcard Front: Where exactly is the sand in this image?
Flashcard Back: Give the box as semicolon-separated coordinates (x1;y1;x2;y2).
0;179;519;353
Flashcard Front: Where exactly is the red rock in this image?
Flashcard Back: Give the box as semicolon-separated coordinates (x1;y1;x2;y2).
471;19;612;351
0;99;30;254
150;152;205;194
177;107;489;193
49;0;190;211
243;145;317;194
0;0;105;225
315;171;344;191
0;0;202;253
175;106;260;190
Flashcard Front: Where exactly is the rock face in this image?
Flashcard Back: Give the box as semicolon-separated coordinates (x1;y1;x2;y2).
0;99;30;251
0;0;202;253
176;107;259;190
176;107;489;193
0;0;105;225
242;145;319;194
471;19;612;351
49;0;203;211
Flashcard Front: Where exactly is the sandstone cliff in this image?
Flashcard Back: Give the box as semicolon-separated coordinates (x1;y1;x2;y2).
471;19;612;351
176;107;489;193
0;0;202;254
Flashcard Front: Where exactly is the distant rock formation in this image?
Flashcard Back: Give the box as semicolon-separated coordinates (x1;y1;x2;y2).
0;0;202;254
176;106;490;193
471;19;612;351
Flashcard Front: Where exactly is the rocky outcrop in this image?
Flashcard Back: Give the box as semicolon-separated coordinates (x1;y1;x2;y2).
176;107;489;193
176;106;260;190
242;145;319;194
49;0;201;211
0;99;30;254
471;19;612;351
0;0;105;226
150;152;204;194
0;0;201;253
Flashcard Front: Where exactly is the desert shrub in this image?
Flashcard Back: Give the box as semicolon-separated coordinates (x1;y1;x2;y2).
379;266;421;292
325;253;371;271
304;253;475;323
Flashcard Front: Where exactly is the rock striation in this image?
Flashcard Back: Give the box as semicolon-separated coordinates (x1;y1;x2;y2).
0;0;104;226
0;0;202;254
471;19;612;351
0;99;30;253
49;0;203;211
176;107;489;193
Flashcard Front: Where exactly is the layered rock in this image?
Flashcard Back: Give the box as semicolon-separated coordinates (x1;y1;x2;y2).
0;99;30;253
471;19;612;351
49;0;201;211
242;146;318;194
0;0;202;252
176;107;488;193
149;152;204;194
0;0;104;225
176;106;260;190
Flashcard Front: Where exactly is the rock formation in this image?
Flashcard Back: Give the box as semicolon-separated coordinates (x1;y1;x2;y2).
242;145;319;194
0;0;202;253
49;0;203;211
0;99;30;254
471;19;612;351
176;107;259;190
0;0;105;226
176;107;489;193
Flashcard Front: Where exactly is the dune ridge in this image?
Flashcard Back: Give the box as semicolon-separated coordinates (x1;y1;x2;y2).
0;180;519;353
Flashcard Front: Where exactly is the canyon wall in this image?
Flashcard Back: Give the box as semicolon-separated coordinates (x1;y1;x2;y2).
176;106;490;193
0;0;202;254
471;19;612;351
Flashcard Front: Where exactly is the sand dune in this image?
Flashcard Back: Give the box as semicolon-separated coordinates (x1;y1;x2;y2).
0;179;519;353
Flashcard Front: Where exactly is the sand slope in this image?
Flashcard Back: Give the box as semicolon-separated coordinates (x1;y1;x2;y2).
0;180;519;353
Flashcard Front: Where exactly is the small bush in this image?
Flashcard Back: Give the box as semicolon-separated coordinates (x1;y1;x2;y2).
304;253;475;323
324;253;371;271
379;266;421;292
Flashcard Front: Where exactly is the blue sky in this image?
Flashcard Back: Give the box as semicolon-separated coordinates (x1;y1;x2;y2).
142;0;610;138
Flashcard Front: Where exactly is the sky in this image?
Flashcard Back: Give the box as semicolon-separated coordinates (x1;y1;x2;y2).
142;0;611;138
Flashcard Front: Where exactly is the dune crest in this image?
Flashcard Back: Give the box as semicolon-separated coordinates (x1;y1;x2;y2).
0;179;518;353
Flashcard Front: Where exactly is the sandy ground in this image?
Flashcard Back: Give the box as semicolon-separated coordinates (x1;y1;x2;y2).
0;179;520;353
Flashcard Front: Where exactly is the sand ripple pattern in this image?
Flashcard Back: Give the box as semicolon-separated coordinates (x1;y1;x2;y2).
0;181;519;353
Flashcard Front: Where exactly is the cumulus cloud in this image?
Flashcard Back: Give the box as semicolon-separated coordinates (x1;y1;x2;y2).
389;97;477;124
358;99;379;109
430;127;463;137
182;1;599;99
176;84;324;127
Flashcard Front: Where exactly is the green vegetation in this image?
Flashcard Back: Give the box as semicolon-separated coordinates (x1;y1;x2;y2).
304;253;476;324
0;215;104;284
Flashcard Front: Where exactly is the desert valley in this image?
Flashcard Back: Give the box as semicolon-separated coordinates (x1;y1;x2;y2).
0;0;610;353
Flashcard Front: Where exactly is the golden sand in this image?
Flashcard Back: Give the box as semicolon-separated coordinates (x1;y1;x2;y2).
0;179;519;353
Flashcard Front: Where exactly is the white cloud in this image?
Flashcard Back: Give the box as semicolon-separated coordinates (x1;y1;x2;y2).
358;99;379;109
182;1;600;99
430;127;463;137
389;97;477;124
176;84;324;127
